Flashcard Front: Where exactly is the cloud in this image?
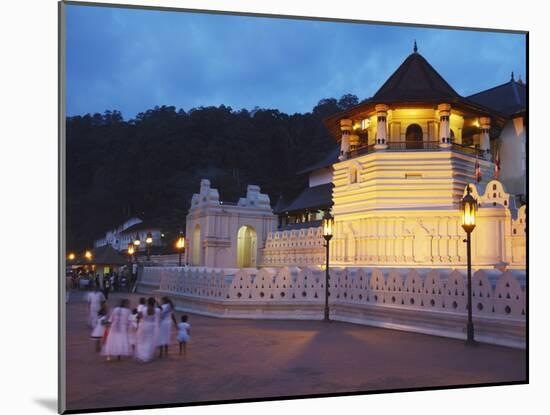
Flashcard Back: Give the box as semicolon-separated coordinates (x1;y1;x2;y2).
65;4;526;119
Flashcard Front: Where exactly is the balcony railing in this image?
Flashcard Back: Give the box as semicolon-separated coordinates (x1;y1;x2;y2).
451;142;488;158
347;141;488;159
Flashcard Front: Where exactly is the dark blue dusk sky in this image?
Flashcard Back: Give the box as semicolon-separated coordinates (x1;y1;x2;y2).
66;4;526;119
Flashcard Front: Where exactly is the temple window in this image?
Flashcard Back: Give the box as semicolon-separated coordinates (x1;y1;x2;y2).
350;165;358;184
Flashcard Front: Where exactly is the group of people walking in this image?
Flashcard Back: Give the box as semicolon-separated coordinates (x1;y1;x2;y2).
87;287;191;362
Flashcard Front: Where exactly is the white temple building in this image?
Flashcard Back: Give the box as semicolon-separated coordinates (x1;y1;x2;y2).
185;46;526;271
138;45;526;347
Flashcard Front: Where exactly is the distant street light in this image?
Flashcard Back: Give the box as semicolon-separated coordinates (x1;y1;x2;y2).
68;253;75;261
84;250;92;261
461;185;477;345
322;210;334;322
176;232;186;267
133;233;141;249
127;242;135;262
145;232;153;261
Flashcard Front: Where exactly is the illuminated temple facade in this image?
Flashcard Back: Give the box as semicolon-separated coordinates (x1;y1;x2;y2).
186;46;527;270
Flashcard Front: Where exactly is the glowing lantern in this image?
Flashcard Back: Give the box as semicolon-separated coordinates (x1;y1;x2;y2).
461;186;477;233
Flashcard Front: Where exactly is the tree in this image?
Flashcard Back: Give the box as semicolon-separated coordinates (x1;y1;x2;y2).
66;100;336;250
337;94;359;110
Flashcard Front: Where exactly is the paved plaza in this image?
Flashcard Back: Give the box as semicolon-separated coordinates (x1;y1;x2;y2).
65;291;526;412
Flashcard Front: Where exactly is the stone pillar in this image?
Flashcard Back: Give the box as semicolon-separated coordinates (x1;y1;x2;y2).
438;103;451;148
374;104;388;150
339;119;352;160
480;116;491;157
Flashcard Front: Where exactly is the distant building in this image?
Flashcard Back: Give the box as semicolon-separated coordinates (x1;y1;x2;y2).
94;217;163;254
468;74;526;197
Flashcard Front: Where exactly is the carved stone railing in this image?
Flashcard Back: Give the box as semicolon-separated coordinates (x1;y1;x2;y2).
261;226;325;267
138;265;526;348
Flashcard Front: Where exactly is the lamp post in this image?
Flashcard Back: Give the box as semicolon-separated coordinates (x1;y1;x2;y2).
145;232;153;261
176;232;185;267
127;243;135;282
322;211;334;322
84;250;92;261
133;233;141;252
461;185;477;345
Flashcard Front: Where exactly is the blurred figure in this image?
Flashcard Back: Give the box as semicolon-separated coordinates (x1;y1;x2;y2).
135;297;160;363
120;274;127;292
103;275;111;300
90;301;108;352
101;299;131;361
86;285;106;328
157;297;178;358
128;308;139;355
177;315;191;356
137;297;147;316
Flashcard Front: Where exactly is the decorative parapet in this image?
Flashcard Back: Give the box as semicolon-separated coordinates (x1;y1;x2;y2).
142;265;526;348
238;184;272;210
190;179;220;208
463;181;526;267
262;226;325;267
465;180;512;209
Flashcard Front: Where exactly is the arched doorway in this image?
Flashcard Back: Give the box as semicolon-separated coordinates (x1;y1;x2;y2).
405;124;423;149
192;224;201;266
237;225;257;268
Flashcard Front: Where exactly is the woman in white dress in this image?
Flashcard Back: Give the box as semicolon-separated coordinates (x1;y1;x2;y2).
86;287;106;328
101;299;131;361
157;297;178;358
135;297;160;363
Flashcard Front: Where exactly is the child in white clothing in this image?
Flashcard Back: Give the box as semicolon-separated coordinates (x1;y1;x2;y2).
90;302;108;352
128;308;139;354
177;315;191;356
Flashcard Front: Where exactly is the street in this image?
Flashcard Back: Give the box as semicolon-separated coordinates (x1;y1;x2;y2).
65;291;526;412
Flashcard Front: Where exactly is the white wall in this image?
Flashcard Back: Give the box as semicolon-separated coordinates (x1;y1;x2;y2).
138;265;526;349
331;148;525;268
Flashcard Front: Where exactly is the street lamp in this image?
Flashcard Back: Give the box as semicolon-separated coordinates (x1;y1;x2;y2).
127;243;135;279
67;252;75;261
84;250;92;261
461;185;477;345
133;233;141;249
176;232;185;267
322;210;334;322
145;232;153;261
